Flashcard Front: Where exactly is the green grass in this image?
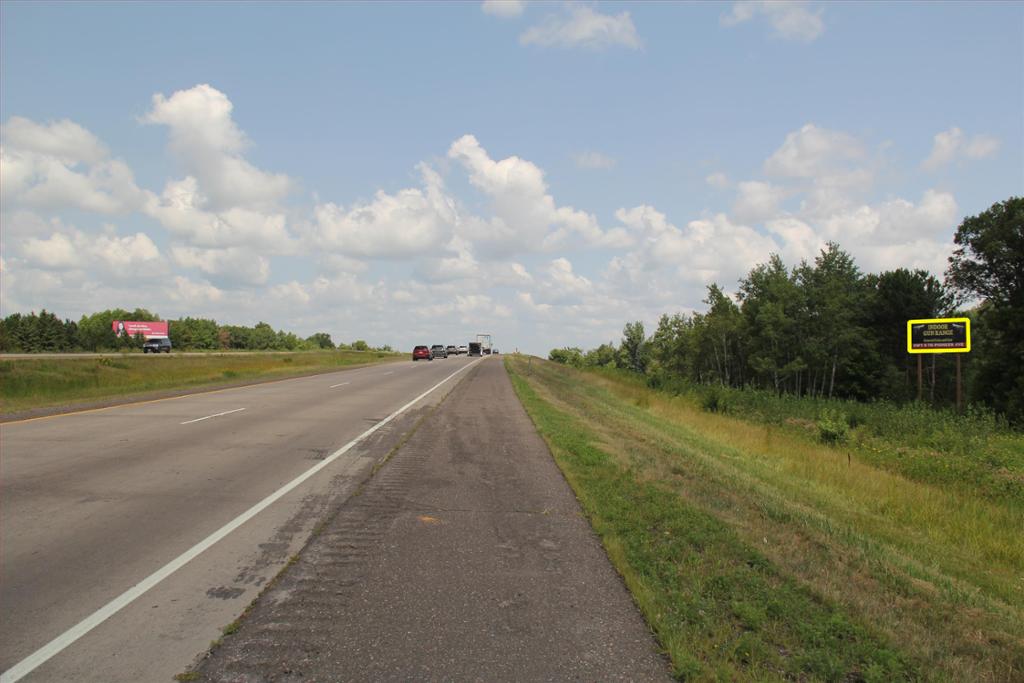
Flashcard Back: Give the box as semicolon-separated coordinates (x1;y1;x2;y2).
625;370;1024;508
0;350;402;414
506;355;1024;681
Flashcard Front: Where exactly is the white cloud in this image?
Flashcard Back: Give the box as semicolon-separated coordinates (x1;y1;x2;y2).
143;84;290;210
145;176;293;250
1;116;107;163
574;151;616;169
448;134;626;253
20;225;163;276
819;189;958;246
612;205;777;290
706;172;730;189
520;4;641;50
481;0;525;18
733;180;789;223
170;275;224;306
1;116;148;214
170;246;270;286
535;257;593;303
764;123;864;178
722;1;824;42
922;127;1001;170
308;163;457;259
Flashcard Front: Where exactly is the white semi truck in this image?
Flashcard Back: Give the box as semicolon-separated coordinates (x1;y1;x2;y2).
476;333;492;355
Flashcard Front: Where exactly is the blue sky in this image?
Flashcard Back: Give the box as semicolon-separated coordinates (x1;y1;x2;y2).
2;1;1021;353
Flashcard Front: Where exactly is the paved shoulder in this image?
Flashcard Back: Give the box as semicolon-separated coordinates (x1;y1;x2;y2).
195;358;672;681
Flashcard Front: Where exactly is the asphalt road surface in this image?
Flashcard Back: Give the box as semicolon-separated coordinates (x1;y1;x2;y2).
0;355;481;682
193;359;671;681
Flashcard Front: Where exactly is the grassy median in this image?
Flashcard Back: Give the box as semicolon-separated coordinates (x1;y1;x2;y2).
505;354;1024;682
0;350;402;414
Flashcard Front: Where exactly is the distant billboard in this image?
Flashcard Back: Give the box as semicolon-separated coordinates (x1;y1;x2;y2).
112;320;169;339
907;318;970;354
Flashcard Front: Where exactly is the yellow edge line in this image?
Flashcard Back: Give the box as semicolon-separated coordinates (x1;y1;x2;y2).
1;361;398;426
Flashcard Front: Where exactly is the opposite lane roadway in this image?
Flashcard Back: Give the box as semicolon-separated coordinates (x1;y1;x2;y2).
0;354;483;682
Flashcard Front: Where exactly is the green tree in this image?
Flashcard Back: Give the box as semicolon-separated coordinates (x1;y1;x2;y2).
865;268;952;401
945;196;1024;421
548;347;584;367
738;255;803;394
620;321;648;373
583;342;619;368
306;332;335;349
699;285;743;386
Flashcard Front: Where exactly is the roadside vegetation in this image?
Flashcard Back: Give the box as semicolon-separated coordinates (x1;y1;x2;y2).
506;354;1024;681
0;350;400;414
550;197;1023;424
0;307;391;354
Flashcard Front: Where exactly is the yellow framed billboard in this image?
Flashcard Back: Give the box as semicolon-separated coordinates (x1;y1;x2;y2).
907;318;971;354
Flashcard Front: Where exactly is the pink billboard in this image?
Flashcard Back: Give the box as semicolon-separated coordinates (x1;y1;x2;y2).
112;320;169;339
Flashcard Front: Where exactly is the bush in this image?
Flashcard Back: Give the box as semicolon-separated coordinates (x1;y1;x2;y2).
817;409;849;445
701;386;729;413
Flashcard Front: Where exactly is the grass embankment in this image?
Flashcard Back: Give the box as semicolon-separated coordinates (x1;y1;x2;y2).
0;350;401;414
644;374;1024;508
505;355;1024;682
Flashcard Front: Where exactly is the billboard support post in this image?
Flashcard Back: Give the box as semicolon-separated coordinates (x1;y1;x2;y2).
907;317;970;409
956;355;962;413
917;355;923;402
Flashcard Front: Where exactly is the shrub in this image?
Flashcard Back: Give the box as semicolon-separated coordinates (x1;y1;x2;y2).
817;409;849;445
702;386;728;413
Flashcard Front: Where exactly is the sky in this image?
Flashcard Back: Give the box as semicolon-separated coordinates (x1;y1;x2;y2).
1;1;1021;354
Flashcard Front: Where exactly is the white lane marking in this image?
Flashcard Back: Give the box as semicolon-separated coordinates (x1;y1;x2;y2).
329;382;350;388
383;371;394;376
179;407;245;425
0;357;482;683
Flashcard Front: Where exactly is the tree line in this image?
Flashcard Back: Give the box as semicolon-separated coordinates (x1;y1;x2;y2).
549;197;1023;423
0;308;390;354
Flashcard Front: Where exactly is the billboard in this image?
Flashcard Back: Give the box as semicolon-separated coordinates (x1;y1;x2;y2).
112;320;169;339
907;318;970;354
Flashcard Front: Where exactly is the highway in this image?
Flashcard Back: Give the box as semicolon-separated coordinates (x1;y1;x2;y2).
0;355;482;682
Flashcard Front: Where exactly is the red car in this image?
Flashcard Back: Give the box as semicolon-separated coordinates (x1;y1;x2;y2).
412;345;431;361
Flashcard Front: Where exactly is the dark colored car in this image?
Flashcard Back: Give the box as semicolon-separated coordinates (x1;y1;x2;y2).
143;337;172;354
430;344;448;359
413;345;431;361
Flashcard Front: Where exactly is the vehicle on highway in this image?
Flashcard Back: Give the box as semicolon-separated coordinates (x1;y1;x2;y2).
431;344;448;359
493;349;499;355
412;345;431;361
458;345;468;355
446;345;458;356
468;342;482;356
143;337;172;354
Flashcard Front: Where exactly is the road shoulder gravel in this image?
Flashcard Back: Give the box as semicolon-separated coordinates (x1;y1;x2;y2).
190;358;671;681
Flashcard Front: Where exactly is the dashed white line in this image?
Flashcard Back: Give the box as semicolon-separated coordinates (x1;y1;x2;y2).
0;357;481;683
179;407;245;425
383;371;394;375
329;382;350;388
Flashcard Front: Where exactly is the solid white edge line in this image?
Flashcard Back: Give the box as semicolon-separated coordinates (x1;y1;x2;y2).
329;382;350;388
179;407;246;425
0;357;483;683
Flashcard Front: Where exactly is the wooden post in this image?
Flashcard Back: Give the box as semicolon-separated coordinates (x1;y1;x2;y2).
956;354;963;413
921;356;929;403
